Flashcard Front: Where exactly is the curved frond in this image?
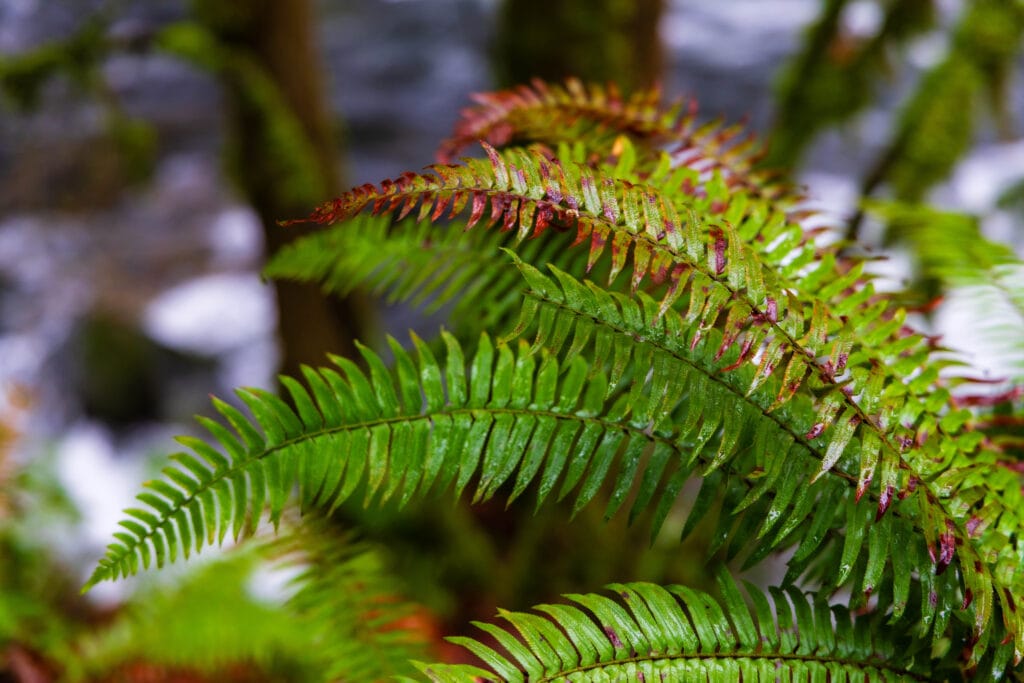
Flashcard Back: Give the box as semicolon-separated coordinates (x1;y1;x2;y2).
283;143;1023;663
435;78;792;206
509;258;1024;659
86;331;729;589
414;572;953;682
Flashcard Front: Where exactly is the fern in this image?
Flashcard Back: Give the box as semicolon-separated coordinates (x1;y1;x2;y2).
88;80;1024;680
266;213;587;338
86;331;729;585
411;571;960;682
70;544;315;680
435;78;794;207
284;140;1023;662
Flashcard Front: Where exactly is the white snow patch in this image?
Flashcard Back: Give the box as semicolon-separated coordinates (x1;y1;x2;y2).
143;273;276;356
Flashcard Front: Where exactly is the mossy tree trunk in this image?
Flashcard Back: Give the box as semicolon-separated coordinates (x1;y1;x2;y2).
192;0;367;380
494;0;664;91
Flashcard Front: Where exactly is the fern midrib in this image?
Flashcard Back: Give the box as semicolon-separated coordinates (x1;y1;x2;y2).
103;404;705;571
517;288;940;554
530;648;934;682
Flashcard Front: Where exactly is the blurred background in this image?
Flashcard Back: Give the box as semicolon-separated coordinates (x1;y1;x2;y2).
1;0;1022;680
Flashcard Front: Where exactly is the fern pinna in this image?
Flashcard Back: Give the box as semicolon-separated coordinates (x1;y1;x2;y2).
88;80;1024;681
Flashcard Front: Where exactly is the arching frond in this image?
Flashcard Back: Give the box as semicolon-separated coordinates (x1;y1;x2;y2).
282;142;1023;665
85;331;723;590
508;258;1024;660
412;572;958;682
437;78;675;163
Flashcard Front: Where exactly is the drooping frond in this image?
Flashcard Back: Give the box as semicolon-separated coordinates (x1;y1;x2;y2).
508;258;1024;662
86;331;737;590
436;78;794;205
269;137;810;339
412;572;955;682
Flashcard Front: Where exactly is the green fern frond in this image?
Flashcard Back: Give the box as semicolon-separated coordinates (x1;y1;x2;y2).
70;545;316;680
413;571;956;682
508;257;1024;657
265;213;587;337
85;331;715;589
281;143;1023;662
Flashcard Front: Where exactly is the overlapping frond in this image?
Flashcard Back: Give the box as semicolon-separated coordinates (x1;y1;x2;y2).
91;81;1024;679
411;572;952;682
509;258;1024;660
282;141;1023;663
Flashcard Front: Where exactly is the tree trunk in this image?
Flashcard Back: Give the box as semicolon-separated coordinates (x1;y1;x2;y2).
194;0;368;380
